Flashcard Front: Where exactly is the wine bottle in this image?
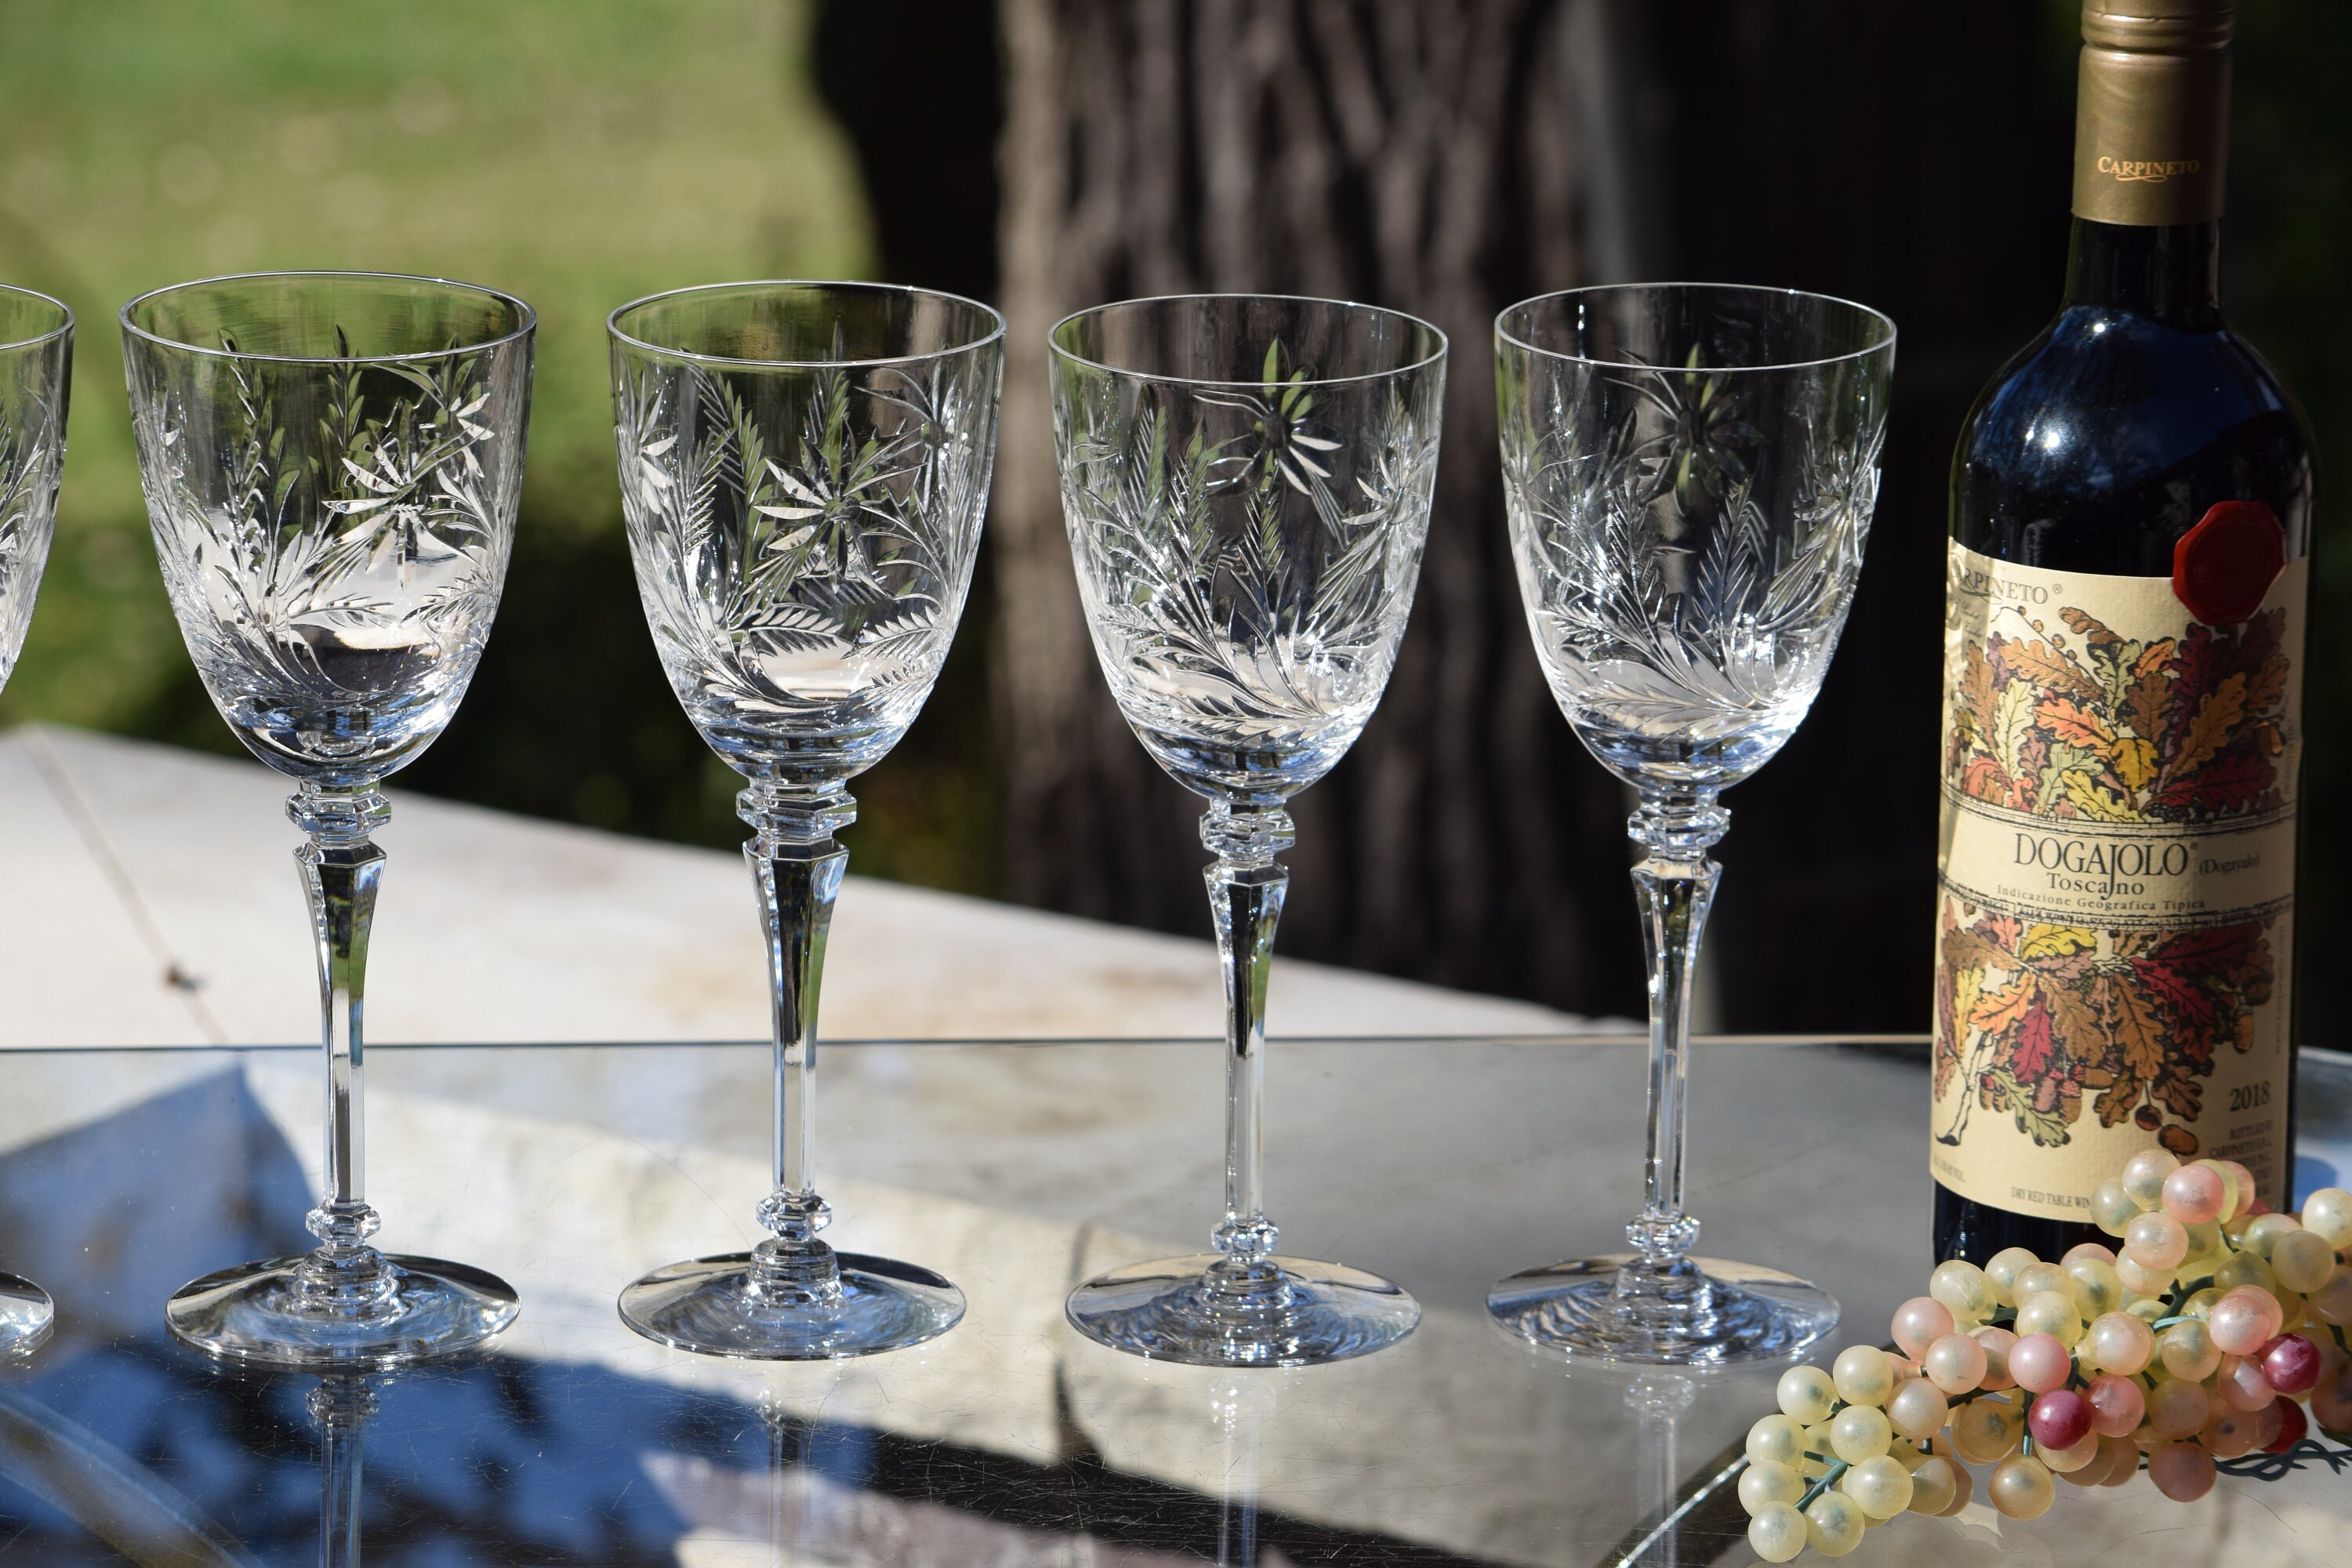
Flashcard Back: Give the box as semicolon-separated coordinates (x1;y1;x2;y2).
1932;0;2310;1265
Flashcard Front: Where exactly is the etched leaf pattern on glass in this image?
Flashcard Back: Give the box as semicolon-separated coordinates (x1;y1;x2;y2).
1504;358;1885;785
1058;342;1437;797
615;354;989;777
131;335;522;775
0;379;64;688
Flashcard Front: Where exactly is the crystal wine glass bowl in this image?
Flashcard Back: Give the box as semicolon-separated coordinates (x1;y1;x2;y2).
1052;293;1445;1367
1490;282;1895;1365
125;271;535;1369
610;281;1003;1359
0;284;71;1358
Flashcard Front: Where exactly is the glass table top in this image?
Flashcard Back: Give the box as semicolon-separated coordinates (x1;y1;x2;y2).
0;1035;2344;1566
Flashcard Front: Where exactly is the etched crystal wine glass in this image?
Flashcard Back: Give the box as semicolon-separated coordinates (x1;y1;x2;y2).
609;281;1002;1359
123;272;534;1367
0;285;71;1357
1489;283;1895;1363
1052;294;1445;1367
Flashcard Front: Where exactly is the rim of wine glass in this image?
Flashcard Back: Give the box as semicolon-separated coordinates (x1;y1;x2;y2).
0;284;73;354
118;270;536;364
608;279;1007;369
1047;291;1449;389
1496;281;1896;373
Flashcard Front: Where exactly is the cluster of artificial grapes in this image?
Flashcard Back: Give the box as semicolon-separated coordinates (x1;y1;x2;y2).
1739;1155;2352;1562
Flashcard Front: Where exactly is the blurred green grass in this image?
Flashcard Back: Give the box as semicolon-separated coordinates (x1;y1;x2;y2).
0;0;1025;885
0;0;864;705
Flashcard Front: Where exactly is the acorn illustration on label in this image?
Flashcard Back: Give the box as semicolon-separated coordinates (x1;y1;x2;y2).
2172;500;2285;625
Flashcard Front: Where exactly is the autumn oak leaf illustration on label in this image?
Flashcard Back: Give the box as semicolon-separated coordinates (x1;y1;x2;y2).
1936;600;2289;1156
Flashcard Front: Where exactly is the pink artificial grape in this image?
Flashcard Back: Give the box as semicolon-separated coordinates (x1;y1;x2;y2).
2313;1368;2352;1434
1924;1331;1988;1395
2217;1353;2275;1414
2209;1287;2282;1356
2148;1440;2217;1501
2085;1310;2154;1377
2028;1388;2093;1450
2011;1332;2073;1395
1973;1325;2019;1390
2267;1396;2308;1454
2200;1409;2258;1458
2085;1373;2146;1438
2249;1396;2284;1451
2261;1332;2322;1396
2162;1163;2227;1225
2123;1210;2189;1272
1892;1295;1955;1359
2146;1377;2212;1439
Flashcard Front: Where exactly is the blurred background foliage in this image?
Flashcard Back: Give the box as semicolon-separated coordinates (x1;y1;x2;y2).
0;0;2343;1038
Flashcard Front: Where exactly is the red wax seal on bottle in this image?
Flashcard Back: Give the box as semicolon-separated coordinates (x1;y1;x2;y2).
2172;500;2285;624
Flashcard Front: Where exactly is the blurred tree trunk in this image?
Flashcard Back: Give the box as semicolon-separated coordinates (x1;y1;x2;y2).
990;0;1657;1015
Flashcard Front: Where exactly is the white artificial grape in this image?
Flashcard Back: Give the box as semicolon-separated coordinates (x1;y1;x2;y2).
1984;1246;2038;1308
2244;1213;2302;1261
2122;1148;2179;1210
2068;1257;2128;1319
2301;1187;2352;1249
1805;1492;1866;1558
2015;1289;2082;1345
2272;1229;2336;1295
2092;1177;2140;1237
1739;1459;1804;1515
1842;1456;1915;1520
2116;1250;2176;1298
1929;1258;1994;1325
1747;1414;1807;1468
1924;1331;1987;1395
1777;1364;1838;1425
1907;1454;1961;1516
2213;1251;2278;1297
2015;1261;2071;1301
1832;1345;1893;1407
1990;1455;2057;1519
1748;1501;1808;1564
1887;1377;1950;1441
1830;1404;1893;1464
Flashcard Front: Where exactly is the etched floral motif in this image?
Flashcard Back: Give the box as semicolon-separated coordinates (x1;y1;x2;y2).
0;384;65;689
128;324;528;780
1504;357;1885;784
614;347;993;774
1055;339;1439;793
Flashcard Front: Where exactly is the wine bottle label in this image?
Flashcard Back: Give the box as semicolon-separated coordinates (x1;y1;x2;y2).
1933;539;2303;1219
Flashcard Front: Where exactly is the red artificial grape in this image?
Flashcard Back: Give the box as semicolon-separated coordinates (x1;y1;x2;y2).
2261;1333;2322;1396
2266;1396;2308;1454
2028;1388;2093;1451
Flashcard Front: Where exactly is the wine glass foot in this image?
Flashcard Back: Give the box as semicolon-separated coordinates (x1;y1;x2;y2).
165;1254;519;1370
1065;1253;1420;1367
619;1251;964;1360
0;1272;54;1356
1486;1254;1836;1366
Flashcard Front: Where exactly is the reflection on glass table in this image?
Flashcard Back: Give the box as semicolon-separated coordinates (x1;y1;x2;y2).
0;1036;2345;1566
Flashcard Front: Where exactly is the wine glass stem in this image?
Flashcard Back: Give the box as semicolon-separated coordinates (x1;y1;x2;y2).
1625;792;1729;1267
1201;804;1294;1268
741;783;856;1255
290;786;392;1254
310;1378;375;1568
